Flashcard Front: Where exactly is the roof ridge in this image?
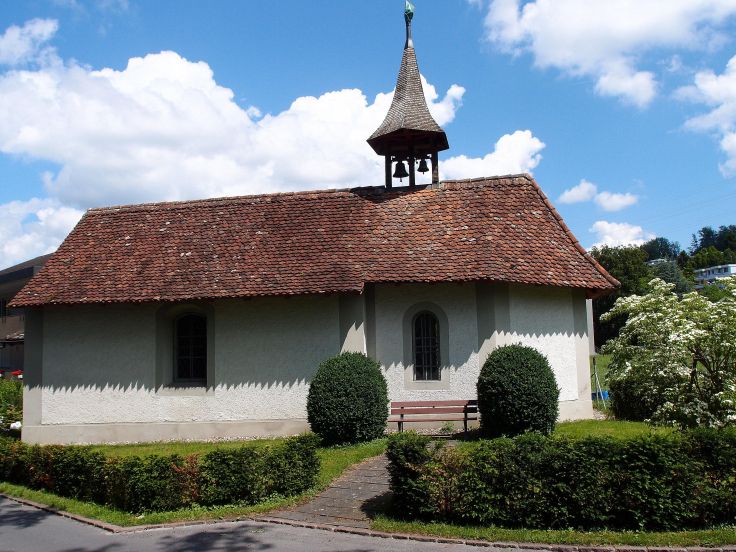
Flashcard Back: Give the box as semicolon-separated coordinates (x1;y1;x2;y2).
86;176;532;215
441;173;533;186
86;185;388;214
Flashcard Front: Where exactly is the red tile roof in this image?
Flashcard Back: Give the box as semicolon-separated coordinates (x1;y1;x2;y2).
11;174;618;307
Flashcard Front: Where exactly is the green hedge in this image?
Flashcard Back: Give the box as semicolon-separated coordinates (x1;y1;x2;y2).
386;429;736;531
386;431;433;518
0;434;320;513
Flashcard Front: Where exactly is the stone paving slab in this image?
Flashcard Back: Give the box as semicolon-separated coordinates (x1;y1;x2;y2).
269;453;392;528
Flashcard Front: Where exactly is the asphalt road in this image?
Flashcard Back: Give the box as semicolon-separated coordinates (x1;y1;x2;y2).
0;497;481;552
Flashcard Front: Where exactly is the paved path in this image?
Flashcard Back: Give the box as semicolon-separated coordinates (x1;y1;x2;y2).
268;454;391;529
0;496;479;552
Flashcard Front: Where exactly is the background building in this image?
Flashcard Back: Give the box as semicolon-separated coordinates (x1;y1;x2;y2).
0;255;51;377
694;264;736;289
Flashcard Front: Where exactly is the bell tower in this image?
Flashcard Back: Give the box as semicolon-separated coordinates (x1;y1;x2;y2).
367;1;449;189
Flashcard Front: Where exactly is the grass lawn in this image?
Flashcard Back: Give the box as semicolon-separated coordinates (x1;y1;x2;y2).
371;517;736;547
89;438;275;458
591;353;611;388
0;438;387;527
590;353;612;414
554;419;671;439
457;419;667;443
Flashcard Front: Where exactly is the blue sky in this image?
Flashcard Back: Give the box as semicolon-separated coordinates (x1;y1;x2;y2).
1;0;736;268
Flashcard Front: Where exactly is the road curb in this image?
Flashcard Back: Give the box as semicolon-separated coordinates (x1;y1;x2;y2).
1;493;124;533
251;515;733;551
0;492;256;534
1;492;731;550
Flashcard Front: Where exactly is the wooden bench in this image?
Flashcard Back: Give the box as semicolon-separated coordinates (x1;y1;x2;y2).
389;400;478;432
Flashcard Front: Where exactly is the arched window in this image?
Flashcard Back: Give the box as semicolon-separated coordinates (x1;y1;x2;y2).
413;311;440;381
175;314;207;382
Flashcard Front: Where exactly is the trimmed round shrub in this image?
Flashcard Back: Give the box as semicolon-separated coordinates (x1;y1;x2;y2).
477;344;559;438
307;352;388;446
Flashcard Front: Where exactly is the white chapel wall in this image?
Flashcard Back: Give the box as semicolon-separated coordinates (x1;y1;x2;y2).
372;282;592;418
26;295;341;443
24;281;593;444
487;284;594;419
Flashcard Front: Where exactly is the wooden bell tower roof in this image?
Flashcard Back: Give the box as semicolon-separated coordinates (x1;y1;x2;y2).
367;2;449;160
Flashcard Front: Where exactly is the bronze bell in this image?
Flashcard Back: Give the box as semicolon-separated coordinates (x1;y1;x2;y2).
393;160;409;180
417;158;429;173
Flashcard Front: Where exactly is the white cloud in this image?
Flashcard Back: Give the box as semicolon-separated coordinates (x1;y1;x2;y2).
0;49;468;210
51;0;83;9
0;198;82;269
96;0;130;12
590;220;655;248
594;191;638;211
482;0;736;106
593;60;656;107
441;130;545;179
0;18;58;66
678;55;736;175
720;132;736;175
559;178;638;211
423;79;465;126
559;179;597;204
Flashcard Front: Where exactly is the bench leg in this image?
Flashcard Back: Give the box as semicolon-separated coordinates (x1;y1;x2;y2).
398;417;404;432
463;417;468;434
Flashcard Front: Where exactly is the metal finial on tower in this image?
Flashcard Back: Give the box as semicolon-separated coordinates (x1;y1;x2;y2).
405;1;415;49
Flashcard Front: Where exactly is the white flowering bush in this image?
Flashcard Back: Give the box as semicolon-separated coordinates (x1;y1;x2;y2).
602;277;736;428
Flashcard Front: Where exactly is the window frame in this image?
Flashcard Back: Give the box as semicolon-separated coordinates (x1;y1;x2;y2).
155;302;214;392
401;302;450;390
173;313;208;385
412;310;441;382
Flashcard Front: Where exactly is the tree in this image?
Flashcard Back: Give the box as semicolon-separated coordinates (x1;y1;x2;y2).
602;277;736;428
690;225;736;254
590;245;651;347
640;237;681;261
701;284;730;302
691;226;718;253
650;260;692;294
715;225;736;252
688;246;725;270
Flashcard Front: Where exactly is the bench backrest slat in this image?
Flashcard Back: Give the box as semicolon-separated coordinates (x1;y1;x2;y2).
391;400;477;408
390;406;477;416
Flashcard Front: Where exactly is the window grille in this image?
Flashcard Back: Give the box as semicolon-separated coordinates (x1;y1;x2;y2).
413;311;440;381
175;314;207;382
